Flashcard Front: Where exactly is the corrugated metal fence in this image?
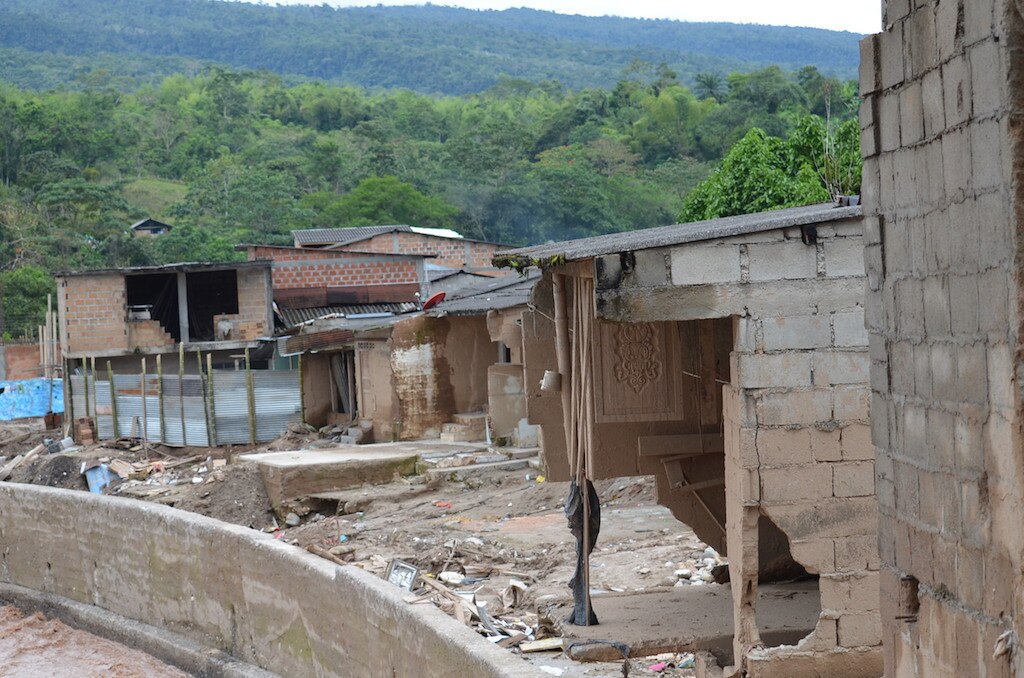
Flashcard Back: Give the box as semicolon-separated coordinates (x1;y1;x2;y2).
69;369;300;446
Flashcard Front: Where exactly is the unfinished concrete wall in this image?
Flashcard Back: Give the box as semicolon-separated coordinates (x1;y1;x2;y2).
0;483;542;678
862;1;1024;675
302;352;334;428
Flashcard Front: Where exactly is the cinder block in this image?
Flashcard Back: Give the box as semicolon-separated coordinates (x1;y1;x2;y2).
907;3;937;78
879;24;905;90
838;613;883;647
820;571;881;616
835;385;871;422
833;309;869;347
834;461;876;498
761;315;830;351
970;118;1003;193
977;267;1010;334
790;538;836;573
756;390;833;426
942;55;973;129
969;39;1004;119
811;427;843;462
746;242;818;282
835;534;881;572
898;80;924;145
756;428;813;467
761;466;834;503
813;350;870;386
736;352;813;389
670;244;741;286
963;0;995;46
987;342;1014;409
934;0;960;60
823;239;865;278
860;34;880;96
922;275;951;338
879;92;901;153
841;423;874;461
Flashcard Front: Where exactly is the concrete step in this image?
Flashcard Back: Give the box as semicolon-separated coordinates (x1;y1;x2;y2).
502;447;541;459
440;424;484;442
426;457;533;482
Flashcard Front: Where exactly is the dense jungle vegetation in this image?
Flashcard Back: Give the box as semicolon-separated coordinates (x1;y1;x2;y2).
0;1;861;94
0;62;861;337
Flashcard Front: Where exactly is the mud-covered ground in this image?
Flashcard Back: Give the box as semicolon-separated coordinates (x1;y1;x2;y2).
0;605;188;678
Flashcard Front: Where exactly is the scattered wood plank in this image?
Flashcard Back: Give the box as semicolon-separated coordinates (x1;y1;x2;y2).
0;444;45;481
0;432;33;449
520;638;564;653
307;544;349;567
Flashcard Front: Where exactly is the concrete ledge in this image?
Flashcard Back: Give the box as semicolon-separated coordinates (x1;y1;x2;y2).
0;483;543;678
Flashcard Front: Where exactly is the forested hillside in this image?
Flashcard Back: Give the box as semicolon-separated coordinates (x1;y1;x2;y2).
0;63;861;336
0;0;862;94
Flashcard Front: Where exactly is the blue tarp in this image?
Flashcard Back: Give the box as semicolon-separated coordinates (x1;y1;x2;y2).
0;378;64;421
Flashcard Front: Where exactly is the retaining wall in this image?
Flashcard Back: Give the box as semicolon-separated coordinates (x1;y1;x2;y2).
0;483;542;678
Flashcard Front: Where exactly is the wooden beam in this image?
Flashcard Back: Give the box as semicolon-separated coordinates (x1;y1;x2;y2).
670;476;725;494
638;433;724;457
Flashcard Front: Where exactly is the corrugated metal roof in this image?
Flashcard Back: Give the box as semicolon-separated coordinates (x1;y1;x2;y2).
497;202;863;264
432;273;539;316
293;225;412;246
278;303;417;328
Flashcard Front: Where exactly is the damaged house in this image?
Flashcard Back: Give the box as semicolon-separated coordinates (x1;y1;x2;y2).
278;272;539;445
57;261;301;446
497;201;880;677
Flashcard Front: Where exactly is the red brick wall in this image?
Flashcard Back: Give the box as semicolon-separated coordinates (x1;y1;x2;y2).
213;268;272;340
3;343;43;380
246;246;422;299
58;274;129;355
338;233;500;270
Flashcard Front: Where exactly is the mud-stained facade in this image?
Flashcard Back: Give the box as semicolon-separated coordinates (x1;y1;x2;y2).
862;1;1024;675
500;202;881;676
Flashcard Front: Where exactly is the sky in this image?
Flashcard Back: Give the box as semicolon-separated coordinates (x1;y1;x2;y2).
250;0;882;34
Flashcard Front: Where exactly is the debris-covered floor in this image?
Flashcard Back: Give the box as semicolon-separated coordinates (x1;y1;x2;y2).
0;422;735;677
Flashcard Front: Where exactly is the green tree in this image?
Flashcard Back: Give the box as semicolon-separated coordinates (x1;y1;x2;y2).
0;264;54;339
319;175;458;228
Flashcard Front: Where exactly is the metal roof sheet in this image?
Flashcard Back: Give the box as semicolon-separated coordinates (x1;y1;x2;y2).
497;202;862;264
278;303;418;328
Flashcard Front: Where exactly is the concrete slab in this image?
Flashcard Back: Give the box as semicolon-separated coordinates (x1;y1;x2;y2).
544;581;819;664
240;448;420;510
427;458;532;482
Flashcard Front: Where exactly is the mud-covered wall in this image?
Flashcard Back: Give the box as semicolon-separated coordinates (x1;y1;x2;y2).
0;484;542;678
388;315;492;440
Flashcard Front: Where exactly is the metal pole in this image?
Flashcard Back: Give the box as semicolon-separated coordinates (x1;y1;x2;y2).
140;357;148;456
178;342;186;446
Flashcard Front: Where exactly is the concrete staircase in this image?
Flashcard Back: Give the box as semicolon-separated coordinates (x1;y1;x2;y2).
439;412;487;442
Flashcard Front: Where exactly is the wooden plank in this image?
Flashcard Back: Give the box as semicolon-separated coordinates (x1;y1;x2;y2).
670;476;725;494
638;433;724;457
0;444;45;481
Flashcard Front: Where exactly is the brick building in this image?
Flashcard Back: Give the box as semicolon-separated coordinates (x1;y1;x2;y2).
862;1;1024;676
498;201;880;676
291;225;506;272
57;261;274;371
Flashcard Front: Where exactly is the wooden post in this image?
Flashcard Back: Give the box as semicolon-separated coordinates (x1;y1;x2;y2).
107;361;118;439
157;353;165;444
551;274;573;470
178;342;187;446
140;358;148;453
298;353;305;425
197;350;212;447
207;353;218;446
90;357;97;423
64;358;74;436
245;347;256;444
82;358;91;419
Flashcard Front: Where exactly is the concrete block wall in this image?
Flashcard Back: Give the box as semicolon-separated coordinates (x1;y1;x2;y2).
339;232;501;270
57;273;129;355
246;245;422;292
722;242;882;675
666;222;879;675
862;1;1024;676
